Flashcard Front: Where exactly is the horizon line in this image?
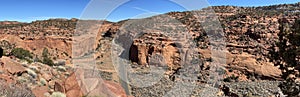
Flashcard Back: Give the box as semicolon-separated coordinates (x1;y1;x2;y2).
1;1;299;23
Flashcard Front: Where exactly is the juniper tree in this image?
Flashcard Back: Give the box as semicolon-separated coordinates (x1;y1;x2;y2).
269;18;300;96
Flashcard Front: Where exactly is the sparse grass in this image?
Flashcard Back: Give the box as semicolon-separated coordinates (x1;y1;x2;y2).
0;81;35;97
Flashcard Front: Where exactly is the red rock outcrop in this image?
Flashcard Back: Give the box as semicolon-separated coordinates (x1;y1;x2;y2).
0;57;26;75
32;86;49;97
64;72;83;97
62;70;130;97
130;33;181;70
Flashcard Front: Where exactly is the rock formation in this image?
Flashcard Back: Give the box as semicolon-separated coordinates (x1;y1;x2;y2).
1;2;300;96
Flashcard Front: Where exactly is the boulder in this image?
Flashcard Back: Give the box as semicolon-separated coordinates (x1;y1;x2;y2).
103;80;128;97
64;72;83;97
32;86;49;97
54;82;65;93
1;57;26;75
230;53;281;79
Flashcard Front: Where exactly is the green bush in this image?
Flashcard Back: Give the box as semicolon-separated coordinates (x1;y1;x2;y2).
11;48;32;60
42;48;54;66
269;19;300;96
43;57;54;66
223;75;239;82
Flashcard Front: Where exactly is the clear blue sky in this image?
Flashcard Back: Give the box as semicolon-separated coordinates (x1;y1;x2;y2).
0;0;299;22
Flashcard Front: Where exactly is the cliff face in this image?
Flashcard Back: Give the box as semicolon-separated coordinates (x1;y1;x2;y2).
0;2;300;97
0;19;77;64
129;33;181;70
107;9;289;81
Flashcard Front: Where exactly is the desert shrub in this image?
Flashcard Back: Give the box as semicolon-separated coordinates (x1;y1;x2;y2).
43;57;55;66
57;66;66;72
42;48;54;66
0;81;35;97
269;19;300;96
40;78;47;86
26;68;37;78
54;60;66;66
223;75;239;82
50;92;66;97
11;48;32;60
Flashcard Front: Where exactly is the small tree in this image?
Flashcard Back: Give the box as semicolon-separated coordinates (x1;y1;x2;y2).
269;19;300;96
42;48;54;66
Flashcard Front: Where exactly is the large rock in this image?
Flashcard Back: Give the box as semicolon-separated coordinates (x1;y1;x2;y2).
0;57;26;75
0;74;14;83
54;82;65;93
64;72;83;97
199;48;281;80
72;70;129;97
229;53;281;79
102;80;128;97
32;86;49;97
82;80;128;97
